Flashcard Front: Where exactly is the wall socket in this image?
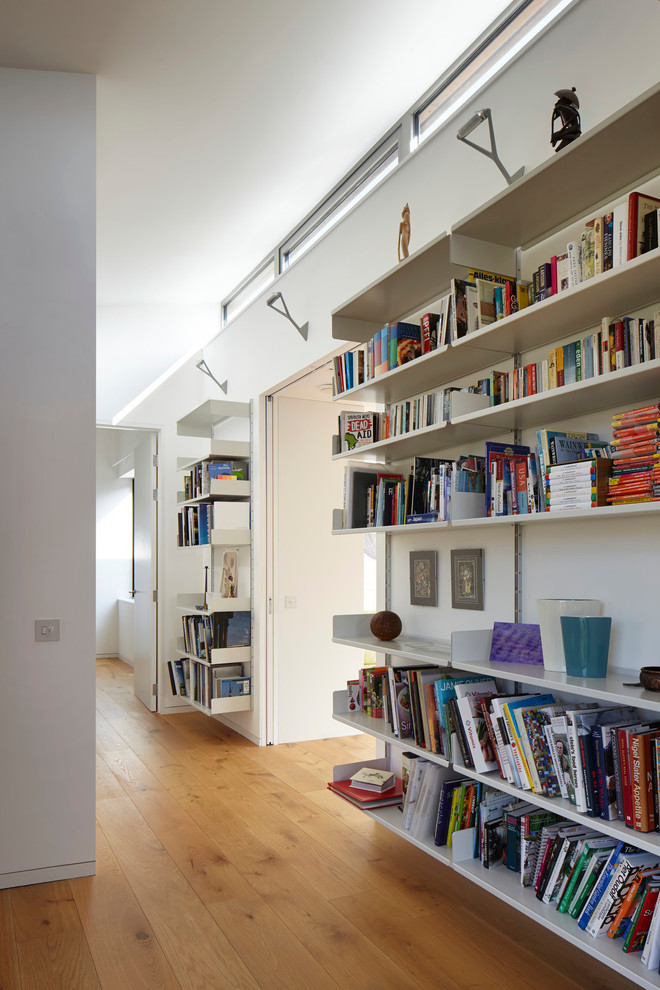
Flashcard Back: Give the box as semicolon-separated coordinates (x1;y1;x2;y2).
35;619;60;642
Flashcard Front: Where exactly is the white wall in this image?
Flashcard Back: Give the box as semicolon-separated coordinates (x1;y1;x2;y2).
96;427;133;656
97;303;220;424
118;0;660;743
0;69;96;886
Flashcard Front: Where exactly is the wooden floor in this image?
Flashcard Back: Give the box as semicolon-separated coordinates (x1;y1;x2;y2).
0;659;641;990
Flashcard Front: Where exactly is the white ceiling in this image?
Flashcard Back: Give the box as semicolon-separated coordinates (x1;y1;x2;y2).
1;0;511;393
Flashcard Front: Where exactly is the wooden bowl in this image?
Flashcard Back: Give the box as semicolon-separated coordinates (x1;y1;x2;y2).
370;611;402;641
639;667;660;691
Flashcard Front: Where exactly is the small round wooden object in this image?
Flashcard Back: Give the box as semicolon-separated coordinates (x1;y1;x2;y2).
370;610;402;641
640;667;660;691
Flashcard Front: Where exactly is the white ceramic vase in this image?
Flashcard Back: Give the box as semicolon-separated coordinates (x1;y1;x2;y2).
537;598;603;671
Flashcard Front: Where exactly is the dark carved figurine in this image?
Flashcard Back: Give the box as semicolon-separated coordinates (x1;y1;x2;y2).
551;87;581;152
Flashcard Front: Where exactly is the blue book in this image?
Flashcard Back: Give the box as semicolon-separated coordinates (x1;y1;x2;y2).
577;841;637;930
563;342;577;385
406;512;439;524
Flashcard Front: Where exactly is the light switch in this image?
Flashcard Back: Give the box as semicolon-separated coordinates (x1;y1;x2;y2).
284;596;297;609
35;619;60;642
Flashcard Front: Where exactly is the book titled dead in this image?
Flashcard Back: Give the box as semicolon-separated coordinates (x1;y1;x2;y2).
338;410;376;452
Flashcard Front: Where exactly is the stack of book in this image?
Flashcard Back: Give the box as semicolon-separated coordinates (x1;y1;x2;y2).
545;458;612;511
607;403;660;505
485;441;541;516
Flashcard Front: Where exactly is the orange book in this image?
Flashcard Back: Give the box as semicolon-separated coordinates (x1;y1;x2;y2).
607;868;660;939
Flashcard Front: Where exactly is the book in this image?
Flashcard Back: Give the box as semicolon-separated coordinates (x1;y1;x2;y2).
585;852;660;937
622;879;660;953
453;679;499;773
627;191;660;260
349;767;396;792
328;777;404;809
450;278;476;340
420;312;440;353
338;411;377;452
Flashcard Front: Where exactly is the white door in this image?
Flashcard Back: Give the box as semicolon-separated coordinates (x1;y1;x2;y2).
133;432;158;711
265;379;369;745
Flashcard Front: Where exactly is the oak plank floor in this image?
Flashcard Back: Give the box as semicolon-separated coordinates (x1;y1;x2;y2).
0;658;641;989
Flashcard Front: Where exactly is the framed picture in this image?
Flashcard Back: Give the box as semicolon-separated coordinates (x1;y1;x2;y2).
451;548;484;610
409;550;437;606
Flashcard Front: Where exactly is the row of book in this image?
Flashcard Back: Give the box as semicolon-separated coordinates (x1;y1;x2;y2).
168;656;250;705
182;458;248;500
339;416;653;529
534;190;660;298
337;315;657;458
332;189;659;399
341;454;486;530
332;269;533;396
393;755;660;961
181;610;251;658
349;666;660;833
177;500;250;547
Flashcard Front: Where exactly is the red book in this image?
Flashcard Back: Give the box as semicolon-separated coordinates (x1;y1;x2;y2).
627;192;660;260
614;321;625;370
619;726;636;828
327;776;403;808
630;730;660;831
622;882;660;952
420;312;439;354
550;255;558;295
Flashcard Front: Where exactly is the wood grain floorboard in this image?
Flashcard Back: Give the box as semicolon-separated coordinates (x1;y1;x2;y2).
0;658;642;990
0;890;21;990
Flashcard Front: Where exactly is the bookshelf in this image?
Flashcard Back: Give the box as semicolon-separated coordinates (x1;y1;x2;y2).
329;82;660;989
174;400;253;717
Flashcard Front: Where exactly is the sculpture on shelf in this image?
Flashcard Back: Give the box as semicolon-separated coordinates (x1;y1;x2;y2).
551;87;581;152
398;203;410;262
370;610;402;641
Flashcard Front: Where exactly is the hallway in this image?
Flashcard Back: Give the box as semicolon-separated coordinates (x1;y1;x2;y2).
0;659;636;989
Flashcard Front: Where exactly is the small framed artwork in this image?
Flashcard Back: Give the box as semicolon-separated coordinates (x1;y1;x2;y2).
451;548;484;610
409;550;437;606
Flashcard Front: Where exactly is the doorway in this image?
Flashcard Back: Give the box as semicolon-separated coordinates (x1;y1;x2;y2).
264;360;375;745
96;426;159;712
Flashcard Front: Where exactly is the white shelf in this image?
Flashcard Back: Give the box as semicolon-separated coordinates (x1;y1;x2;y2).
179;480;251;504
210;528;251;546
209;479;251;500
332;690;450;764
332;359;660;463
453;857;660;990
333;249;660;405
332;614;451;666
453;81;660;250
450;629;660;713
332;520;450;536
176;400;250;438
331;232;464;342
185;694;252;716
332;500;660;536
177;593;251;613
177;646;251;666
178;442;250;471
329;773;660;989
347;800;660;990
327;81;660;990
